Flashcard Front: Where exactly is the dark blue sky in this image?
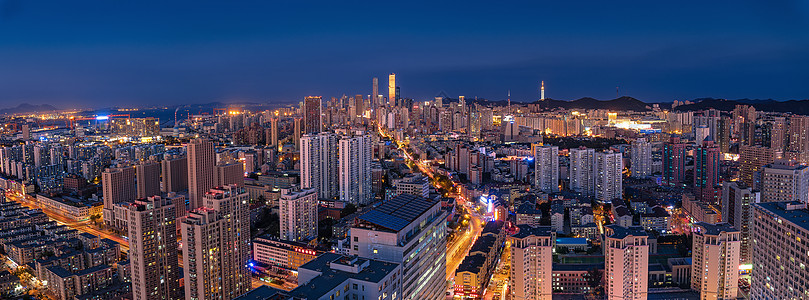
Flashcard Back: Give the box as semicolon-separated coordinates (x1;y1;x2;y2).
1;1;808;108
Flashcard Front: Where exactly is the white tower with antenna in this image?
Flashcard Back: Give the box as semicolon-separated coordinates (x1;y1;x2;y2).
541;81;545;100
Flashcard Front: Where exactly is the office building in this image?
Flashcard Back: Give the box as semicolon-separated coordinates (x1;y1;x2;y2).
663;137;687;188
339;134;373;205
350;194;447;300
135;160;161;199
215;162;245;188
604;225;649;300
721;181;759;264
102;166;136;228
693;138;720;203
293;117;303;147
739;145;780;188
760;161;809;203
187;139;216;210
252;237;319;270
631;138;652;178
691;222;740;299
532;144;559;193
303;96;322;134
751;201;809;299
393;174;430;198
126;196;181;300
388;73;397;106
300;132;339;200
182;185;251;300
161;155;187;193
595;150;622;202
509;225;554;300
569;147;595;197
279;186;318;242
372;77;379;108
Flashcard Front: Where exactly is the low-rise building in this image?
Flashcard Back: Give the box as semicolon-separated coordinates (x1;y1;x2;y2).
252;236;319;270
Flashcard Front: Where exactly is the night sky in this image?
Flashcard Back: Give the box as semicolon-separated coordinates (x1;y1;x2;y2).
1;1;808;108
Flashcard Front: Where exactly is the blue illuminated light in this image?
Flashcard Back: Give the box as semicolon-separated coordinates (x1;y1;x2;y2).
96;116;109;120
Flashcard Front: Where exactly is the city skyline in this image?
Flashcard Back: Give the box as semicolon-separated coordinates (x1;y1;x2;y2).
1;1;809;108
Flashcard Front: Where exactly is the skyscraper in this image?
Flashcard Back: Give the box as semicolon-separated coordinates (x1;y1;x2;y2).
161;155;187;193
215;161;245;188
135;160;161;199
300;132;339;200
691;222;740;300
279;186;318;242
721;181;759;264
182;185;251;300
187;138;216;210
127;196;181;300
372;77;379;109
663;137;687;188
303;96;322;134
569;147;596;197
388;73;397;106
339;133;373;205
293;117;303;147
739;145;780;188
604;225;649;300
759;161;809;203
268;117;279;147
509;225;554;300
630;138;652;178
595;150;622;202
350;194;447;300
102;166;136;228
532;144;559;193
751;201;809;299
787;115;809;163
694;138;720;203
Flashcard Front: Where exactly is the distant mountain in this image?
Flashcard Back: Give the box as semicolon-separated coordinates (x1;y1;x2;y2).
673;98;809;115
533;96;652;111
0;103;58;115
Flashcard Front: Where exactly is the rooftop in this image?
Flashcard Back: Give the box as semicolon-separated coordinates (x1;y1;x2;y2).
605;225;648;239
754;201;809;232
694;222;739;236
512;225;553;239
456;253;487;273
290;253;399;298
356;194;439;232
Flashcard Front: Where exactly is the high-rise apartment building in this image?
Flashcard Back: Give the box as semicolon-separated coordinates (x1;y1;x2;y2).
268;117;279;147
663;137;687;188
215;162;245;188
509;225;555;300
293;117;303;147
721;181;759;264
161;155;187;193
127;196;181;300
604;225;649;300
739;145;780;188
595;150;622;202
631;138;652;178
751;201;809;299
691;222;740;299
182;185;251;300
694;139;720;203
102;166;136;228
760;161;809;203
303;96;322;134
569;147;595;197
300;132;339;200
279;186;318;242
187;139;216;210
350;194;447;300
136;160;161;199
787;115;809;163
339;134;373;205
532;144;559;193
